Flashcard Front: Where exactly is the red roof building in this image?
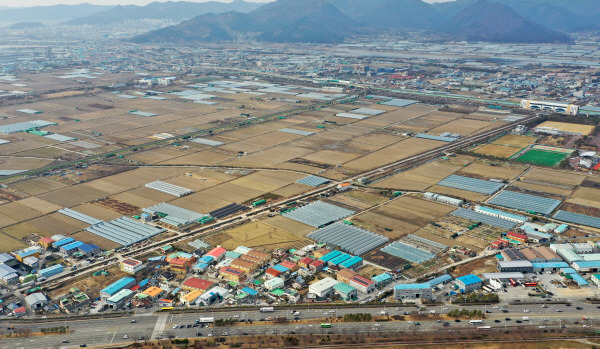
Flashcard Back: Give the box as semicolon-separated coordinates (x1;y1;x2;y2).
298;257;313;268
309;259;325;272
38;237;55;248
491;239;509;249
279;261;298;271
182;277;215;292
349;275;376;293
265;268;282;278
206;247;227;261
507;231;528;242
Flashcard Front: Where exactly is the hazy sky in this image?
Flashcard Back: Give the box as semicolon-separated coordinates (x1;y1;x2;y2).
0;0;453;7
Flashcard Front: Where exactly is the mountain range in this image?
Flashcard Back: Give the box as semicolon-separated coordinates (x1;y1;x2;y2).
133;0;590;44
65;0;262;26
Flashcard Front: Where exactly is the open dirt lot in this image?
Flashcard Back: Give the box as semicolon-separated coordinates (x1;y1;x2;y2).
260;215;315;237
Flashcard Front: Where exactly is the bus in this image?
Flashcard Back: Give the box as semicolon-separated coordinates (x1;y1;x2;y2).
321;323;331;328
524;282;537;287
477;326;491;330
509;279;516;287
470;320;483;325
161;307;174;311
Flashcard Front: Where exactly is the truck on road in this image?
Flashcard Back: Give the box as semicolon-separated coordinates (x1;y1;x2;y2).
260;307;274;313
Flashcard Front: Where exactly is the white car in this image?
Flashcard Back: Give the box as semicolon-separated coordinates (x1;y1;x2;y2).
122;335;129;339
523;309;530;313
538;326;546;329
233;315;240;318
173;325;179;329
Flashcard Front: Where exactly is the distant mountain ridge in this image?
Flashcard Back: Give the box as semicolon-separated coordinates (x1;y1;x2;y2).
65;0;262;26
133;0;582;44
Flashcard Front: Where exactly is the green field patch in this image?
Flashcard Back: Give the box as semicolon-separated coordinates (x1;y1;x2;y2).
515;149;570;167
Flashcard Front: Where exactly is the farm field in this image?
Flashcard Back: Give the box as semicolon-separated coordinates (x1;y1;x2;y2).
492;134;537;148
511;181;574;197
474;143;522;158
374;157;468;191
353;196;455;240
458;161;527;181
426;184;490;202
209;221;310;250
515;149;569;166
567;187;600;209
523;168;586;187
535;121;595;135
260;215;315;237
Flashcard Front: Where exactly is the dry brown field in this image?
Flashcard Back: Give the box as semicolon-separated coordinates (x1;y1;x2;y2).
523;168;586;187
458;161;527;181
354;196;455;239
512;181;574;197
535;121;595;135
71;230;121;250
0;233;27;252
216;221;310;250
375;161;464;190
474;143;521;158
567;187;600;209
493;134;537;148
426;185;489;202
429;118;491;135
260;215;315;237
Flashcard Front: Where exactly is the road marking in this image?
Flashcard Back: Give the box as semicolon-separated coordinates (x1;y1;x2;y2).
111;330;117;344
151;314;168;339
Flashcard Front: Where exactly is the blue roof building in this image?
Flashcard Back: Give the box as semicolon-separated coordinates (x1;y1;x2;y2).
372;273;392;286
320;250;342;263
329;253;351;266
455;274;482;292
241;286;259;297
394;283;433;300
426;274;453;287
100;277;136;298
60;241;84;255
53;238;75;248
199;255;214;264
531;262;568;272
78;244;101;256
339;256;363;270
38;264;63;278
273;265;290;273
555;224;569;234
571;273;588;286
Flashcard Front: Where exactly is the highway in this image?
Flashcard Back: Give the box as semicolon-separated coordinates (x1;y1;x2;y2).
3;301;600;349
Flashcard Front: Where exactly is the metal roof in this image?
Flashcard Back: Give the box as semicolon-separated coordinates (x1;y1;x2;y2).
145;181;193;197
144;203;208;226
101;277;135;296
381;241;436;264
44;134;75;142
190;138;224;147
0;139;9;145
451;208;518;230
17;109;41;114
380;98;418;107
0;120;55;134
481;272;524;280
296;175;330;187
129;111;156;117
531;262;569;268
279;128;315;136
395;283;430;290
282;201;355;228
426;274;453;286
335;112;368;120
438;175;504;195
498;260;533;268
489;191;561;215
571;273;588;286
456;274;482;286
415;133;457;142
554;211;600;229
58;208;103;225
350;108;386;116
308;222;389;255
87;217;165;247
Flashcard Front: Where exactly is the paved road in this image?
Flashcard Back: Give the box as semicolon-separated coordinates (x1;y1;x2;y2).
3;302;600;349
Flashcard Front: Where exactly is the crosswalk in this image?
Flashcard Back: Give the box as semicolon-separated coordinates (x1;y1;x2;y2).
151;314;169;339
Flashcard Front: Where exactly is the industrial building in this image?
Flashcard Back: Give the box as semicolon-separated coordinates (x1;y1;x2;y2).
264;277;285;291
309;277;339;298
394;283;433;300
100;277;136;298
474;206;529;223
423;192;464;206
521;100;579;116
349;275;376;294
120;259;144;274
25;292;48;310
106;289;134;309
334;282;357;300
455;274;483;292
38;264;63;278
497;260;533;273
531;262;569;272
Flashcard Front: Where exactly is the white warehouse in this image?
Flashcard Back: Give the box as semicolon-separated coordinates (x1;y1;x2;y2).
423;192;464;206
309;277;339;298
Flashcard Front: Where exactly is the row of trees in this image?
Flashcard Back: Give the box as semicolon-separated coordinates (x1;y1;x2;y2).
214;318;237;327
451;292;499;304
40;326;69;334
343;313;372;322
447;309;483;318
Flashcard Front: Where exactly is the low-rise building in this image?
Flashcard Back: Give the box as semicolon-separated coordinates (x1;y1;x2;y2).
205;246;227;262
573;261;600;273
264;277;285;291
38;237;55;249
60;241;84;256
497;260;533;273
349;275;376;293
372;273;393;287
230;258;258;273
141;286;164;300
334;282;357;300
309;259;325;272
535;246;562;262
25;292;48;310
339;256;363;270
120;259;144;274
520;248;546;263
182;277;214;293
182;290;203;306
506;231;528;243
455;274;483;292
337;268;357;284
394;283;433;300
78;244;101;257
531;262;569;272
59;289;91;314
0;263;19;284
219;266;246;282
100;277;136;299
313;248;331;258
309;277;338;298
106;289;134;309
